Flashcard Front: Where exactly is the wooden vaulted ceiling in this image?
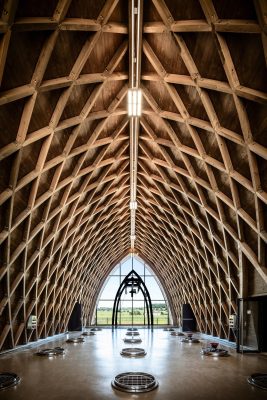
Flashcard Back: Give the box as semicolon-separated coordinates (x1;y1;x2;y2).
0;0;266;350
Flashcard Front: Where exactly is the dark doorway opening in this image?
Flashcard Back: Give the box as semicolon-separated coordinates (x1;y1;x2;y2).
68;302;82;331
237;296;267;353
182;303;197;331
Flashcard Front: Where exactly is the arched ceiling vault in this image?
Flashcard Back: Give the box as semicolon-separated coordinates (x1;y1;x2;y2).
0;0;266;350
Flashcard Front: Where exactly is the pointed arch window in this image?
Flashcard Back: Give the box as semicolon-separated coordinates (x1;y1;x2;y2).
94;255;171;325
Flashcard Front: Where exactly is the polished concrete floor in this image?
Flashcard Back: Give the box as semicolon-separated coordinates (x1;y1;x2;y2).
0;328;267;399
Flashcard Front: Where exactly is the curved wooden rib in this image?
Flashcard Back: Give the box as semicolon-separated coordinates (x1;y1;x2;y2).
0;0;266;350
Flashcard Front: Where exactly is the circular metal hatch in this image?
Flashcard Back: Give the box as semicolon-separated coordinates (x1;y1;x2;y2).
112;372;158;393
201;348;228;357
66;337;85;343
171;331;185;336
36;347;65;356
248;374;267;390
123;337;142;344
181;337;200;343
81;331;95;336
120;348;147;358
127;328;138;332
126;331;140;336
0;373;20;391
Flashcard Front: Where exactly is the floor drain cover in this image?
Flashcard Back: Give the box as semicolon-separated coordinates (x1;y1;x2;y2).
181;337;200;343
81;331;95;336
90;328;102;331
248;374;267;390
201;348;228;357
163;328;175;331
127;328;138;332
0;373;20;390
126;331;140;336
112;372;158;393
36;347;65;356
120;348;147;357
124;337;142;344
171;331;185;336
66;337;85;343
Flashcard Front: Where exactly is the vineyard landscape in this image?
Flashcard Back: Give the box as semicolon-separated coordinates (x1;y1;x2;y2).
96;303;169;325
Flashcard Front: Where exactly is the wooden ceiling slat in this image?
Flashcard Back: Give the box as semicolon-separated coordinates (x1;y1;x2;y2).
0;0;266;350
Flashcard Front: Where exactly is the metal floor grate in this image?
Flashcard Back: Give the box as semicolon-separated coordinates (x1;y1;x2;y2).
126;331;140;336
36;347;65;356
66;337;85;343
171;331;184;336
201;348;228;357
181;337;200;343
112;372;158;393
120;348;146;357
81;331;95;336
248;374;267;390
123;337;142;344
181;333;200;343
0;373;20;391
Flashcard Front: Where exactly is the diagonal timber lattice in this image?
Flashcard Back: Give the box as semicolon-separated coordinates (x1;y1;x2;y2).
0;0;266;350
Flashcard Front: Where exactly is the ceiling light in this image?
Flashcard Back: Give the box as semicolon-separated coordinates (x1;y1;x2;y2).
128;89;142;117
129;201;137;210
130;235;136;241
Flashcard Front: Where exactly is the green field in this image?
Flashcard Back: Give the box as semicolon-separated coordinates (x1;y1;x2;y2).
96;305;169;325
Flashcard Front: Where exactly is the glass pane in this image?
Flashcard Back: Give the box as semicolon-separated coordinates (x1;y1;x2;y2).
120;300;132;325
120;285;144;301
145;276;164;300
97;300;113;325
133;302;145;324
152;301;169;325
133;258;145;276
120;257;155;276
110;264;121;275
99;276;121;299
121;257;133;276
119;300;146;325
144;264;153;275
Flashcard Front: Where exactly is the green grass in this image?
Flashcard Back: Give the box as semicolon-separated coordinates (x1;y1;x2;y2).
96;308;169;325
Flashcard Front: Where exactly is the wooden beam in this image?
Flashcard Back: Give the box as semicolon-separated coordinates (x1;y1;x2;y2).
0;30;11;85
